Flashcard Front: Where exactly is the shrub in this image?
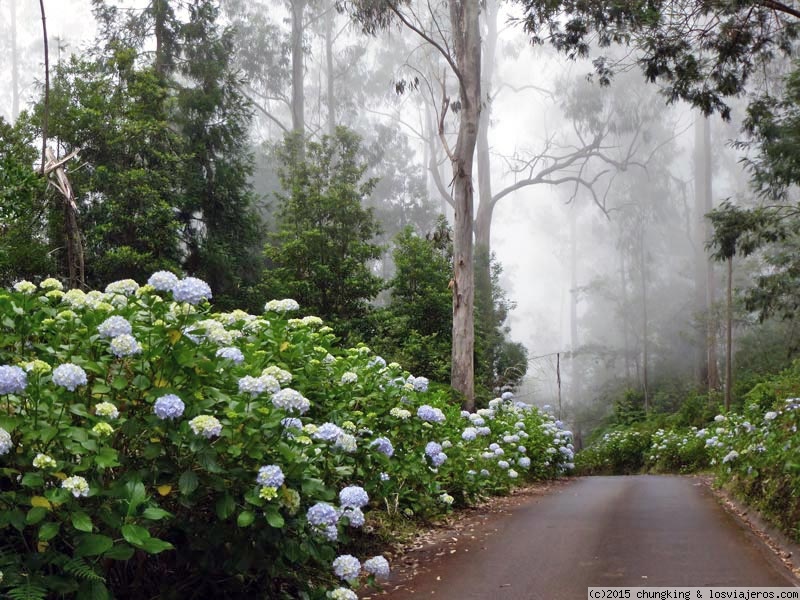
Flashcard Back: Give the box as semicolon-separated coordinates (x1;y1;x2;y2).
0;276;572;599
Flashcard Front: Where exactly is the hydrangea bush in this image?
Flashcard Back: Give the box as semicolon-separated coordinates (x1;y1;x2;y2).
0;276;573;599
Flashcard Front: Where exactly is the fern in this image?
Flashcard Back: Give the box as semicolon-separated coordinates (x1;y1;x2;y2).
7;584;47;600
63;558;106;583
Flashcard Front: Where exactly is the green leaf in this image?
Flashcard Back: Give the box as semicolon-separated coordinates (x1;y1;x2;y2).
237;510;255;528
95;447;120;468
141;507;171;520
121;524;150;546
103;543;135;561
77;580;109;600
132;374;151;390
142;443;162;459
215;494;236;520
178;471;198;495
21;472;44;487
71;511;94;532
91;382;111;395
264;506;284;528
26;507;48;525
125;481;147;516
139;536;173;554
75;534;114;557
39;521;61;541
111;375;128;391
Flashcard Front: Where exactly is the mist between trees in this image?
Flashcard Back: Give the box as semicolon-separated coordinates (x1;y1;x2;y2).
3;0;800;426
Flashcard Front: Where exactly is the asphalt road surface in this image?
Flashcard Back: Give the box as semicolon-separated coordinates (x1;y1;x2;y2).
377;476;797;600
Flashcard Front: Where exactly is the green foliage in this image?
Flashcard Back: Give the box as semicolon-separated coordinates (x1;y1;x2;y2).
41;51;185;286
575;426;652;475
371;220;452;382
613;388;646;425
0;276;572;597
0;118;52;284
263;128;384;331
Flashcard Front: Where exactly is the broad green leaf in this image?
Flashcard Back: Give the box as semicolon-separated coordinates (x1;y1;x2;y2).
71;511;94;532
178;471;198;495
75;534;114;557
121;523;150;546
264;506;285;528
215;494;236;520
142;507;171;520
38;521;61;541
237;510;255;528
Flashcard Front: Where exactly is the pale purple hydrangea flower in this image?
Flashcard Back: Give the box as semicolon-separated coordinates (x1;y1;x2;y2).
462;427;477;441
216;347;244;364
431;452;447;467
417;405;445;423
154;394;185;420
518;457;531;468
332;555;361;581
307;502;339;526
281;417;302;430
256;465;285;487
370;437;394;457
340;506;365;528
238;375;280;397
0;365;27;395
52;363;87;391
339;486;369;508
97;316;132;338
364;555;390;578
173;277;212;305
314;423;344;442
425;441;442;457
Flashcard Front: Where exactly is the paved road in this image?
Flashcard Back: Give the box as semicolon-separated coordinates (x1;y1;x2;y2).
377;476;797;600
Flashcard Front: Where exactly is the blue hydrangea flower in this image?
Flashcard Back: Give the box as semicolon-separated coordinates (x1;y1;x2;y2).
281;417;302;430
0;365;27;395
501;391;514;400
332;555;361;581
147;270;179;291
340;506;365;528
314;422;343;442
498;460;510;470
370;437;394;457
417;405;445;423
154;394;185;420
272;388;310;414
380;472;390;481
364;555;390;578
172;277;212;305
307;502;339;526
0;428;12;455
322;524;339;541
462;427;477;441
109;334;142;357
431;452;447;467
410;376;429;392
518;457;531;468
216;347;244;364
52;363;87;391
329;588;358;600
425;441;442;457
339;485;369;508
238;375;280;397
97;316;132;338
256;465;285;488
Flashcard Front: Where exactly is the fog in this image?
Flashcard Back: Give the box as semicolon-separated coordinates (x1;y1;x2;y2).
1;0;767;435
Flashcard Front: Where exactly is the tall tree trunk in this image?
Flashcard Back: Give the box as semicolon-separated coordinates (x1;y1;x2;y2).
725;257;733;410
325;0;335;136
693;113;719;391
11;1;20;121
639;219;649;413
39;0;49;176
620;249;632;381
291;0;306;138
449;0;481;410
569;205;580;403
153;0;169;76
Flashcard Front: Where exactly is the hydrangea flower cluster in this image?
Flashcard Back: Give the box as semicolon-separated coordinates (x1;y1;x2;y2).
97;316;132;338
154;394;185;420
62;475;90;498
0;428;12;455
262;366;292;385
417;405;445;423
189;415;222;438
332;555;361;581
33;453;57;469
0;365;27;395
238;374;280;397
329;588;358;600
314;423;344;442
173;277;212;305
272;388;310;414
339;486;369;508
340;372;358;384
370;437;394;457
109;334;142;357
340;506;365;528
105;279;139;296
215;347;245;364
264;298;300;313
13;280;36;294
52;363;88;391
147;270;179;291
95;402;119;419
390;407;411;419
307;502;339;527
364;555;390;578
256;465;285;488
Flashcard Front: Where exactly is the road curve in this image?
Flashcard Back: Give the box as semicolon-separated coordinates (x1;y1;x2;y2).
374;476;797;600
